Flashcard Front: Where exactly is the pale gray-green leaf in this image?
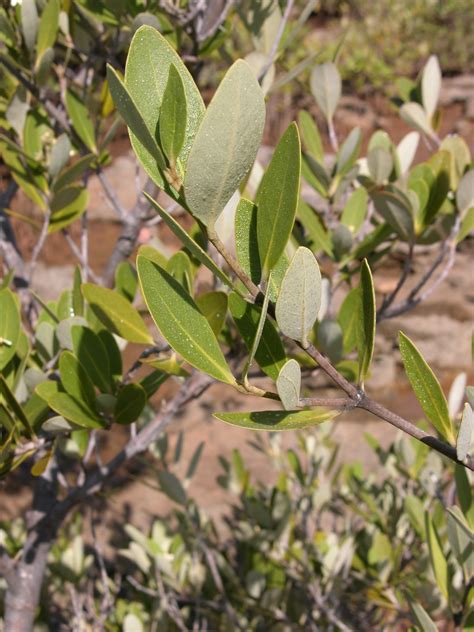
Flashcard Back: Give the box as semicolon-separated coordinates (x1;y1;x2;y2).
421;55;441;119
277;359;301;410
400;102;435;139
367;147;393;184
396;132;419;175
49;134;71;178
21;0;38;51
456;169;474;215
457;403;473;463
310;62;341;122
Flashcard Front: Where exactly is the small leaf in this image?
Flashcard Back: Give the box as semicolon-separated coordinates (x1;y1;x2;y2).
159;65;187;164
184;60;265;228
82;284;153;345
356;259;376;384
107;65;166;171
0;289;20;370
52;154;94;192
49;186;88;233
0;375;33;437
457;403;473;463
48;134;70;179
396;131;420;175
421;55;441;120
336;128;361;175
317;319;344;364
137;257;235;385
341;188;368;234
277;359;301;410
36;0;59;60
65;90;96;152
275;247;321;348
31;450;53;477
115;384;146;425
371;187;414;241
71;326;113;394
114;262;138;303
425;512;449;600
59;351;96;407
310;62;341;122
196;291;228;336
21;0;38;51
256;123;301;276
229;292;286;381
367;147;393;184
399;332;454;443
400;102;436;140
408;600;438;632
213;408;339;431
338;288;359;353
48;392;104;429
456;169;474;215
235;198;261;286
298;110;323;161
157;470;187;505
167;251;192;293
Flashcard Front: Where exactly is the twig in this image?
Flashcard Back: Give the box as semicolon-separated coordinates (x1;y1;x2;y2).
62;229;102;284
97;169;127;220
258;0;295;81
207;229;260;296
378;243;414;318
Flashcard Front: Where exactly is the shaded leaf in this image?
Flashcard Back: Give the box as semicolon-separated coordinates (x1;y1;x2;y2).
115;384;146;425
214;408;339;431
341;188;368;234
36;0;59;60
157;470;187;505
159;65;187;164
48;392;104;429
425;512;449;600
59;351;96;407
65;90;96;152
71;326;113;394
298;110;323;161
21;0;38;51
196;291;228;336
310;62;341;122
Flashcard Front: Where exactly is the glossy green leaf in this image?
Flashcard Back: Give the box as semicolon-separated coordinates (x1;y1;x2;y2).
137;256;235;385
59;351;96;407
457;403;473;464
275;247;321;348
115;384;146;425
341;188;368;235
184;60;265;228
0;289;20;370
82;284;153;345
21;0;38;51
71;326;113;394
310;62;341;122
256;123;301;276
213;408;339;431
277;359;301;410
356;260;376;383
421;55;441;120
65;89;96;152
125;26;204;187
297;201;333;256
399;331;454;443
144;194;233;289
49;186;88;233
196;291;228;336
98;330;122;376
298;110;323;161
159;65;187;164
114;262;137;303
229;292;286;381
48;392;104;429
36;0;59;60
425;512;449;600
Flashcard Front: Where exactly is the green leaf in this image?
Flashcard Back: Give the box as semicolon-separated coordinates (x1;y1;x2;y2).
0;289;20;370
213;408;339;431
424;512;449;600
455;464;474;527
297;110;323;161
184;60;265;228
65;90;96;152
196;291;228;336
297;201;333;256
277;359;301;410
457;403;473;464
71;326;113;394
256;123;301;276
229;292;286;381
446;507;474;578
137;256;235;385
82;284;153;345
59;351;96;407
125;26;204;188
114;262;137;303
21;0;38;51
235;198;261;285
48;134;71;180
52;154;94;192
400;102;436;140
356;259;376;384
115;384;146;425
310;62;341;122
338;288;359;354
275;247;321;348
371;187;414;242
36;0;59;61
157;470;187;505
0;375;33;438
98;330;122;376
144;193;234;289
399;332;454;443
49;186;88;232
48;392;104;429
407;600;438;632
336;127;361;176
421;55;441;120
367;147;393;184
340;188;368;235
166;251;193;293
159;65;187;164
107;65;166;172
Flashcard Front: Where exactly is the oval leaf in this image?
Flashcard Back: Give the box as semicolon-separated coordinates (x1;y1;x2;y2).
115;383;146;425
59;351;96;407
213;408;339;431
421;55;441;120
276;359;301;410
310;62;341;122
457;403;473;463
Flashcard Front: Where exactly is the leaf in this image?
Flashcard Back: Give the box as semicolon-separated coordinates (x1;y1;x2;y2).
408;600;438;632
49;134;71;179
356;259;376;384
114;262;137;303
396;132;420;175
399;332;454;443
235;198;261;285
106;65;166;171
65;90;96;152
31;450;53;477
0;289;20;370
229;292;286;381
277;359;301;410
400;102;436;140
297;201;333;256
159;65;187;164
338;288;359;353
196;291;228;336
124;26;204;188
144;193;233;289
82;284;153;345
457;403;473;463
256;123;301;276
71;326;113;394
310;62;341;122
115;384;146;425
456;169;474;215
446;507;473;577
425;512;449;600
371;187;414;242
0;375;33;437
35;47;55;86
36;0;59;60
166;251;192;292
49;186;88;232
52;154;94;192
367;147;393;184
59;351;96;407
341;188;368;234
137;256;235;385
21;0;38;51
48;392;104;429
298;111;323;161
317;319;344;365
157;470;187;505
421;55;441;120
213;408;339;431
336;128;361;175
184;60;265;228
275;247;321;348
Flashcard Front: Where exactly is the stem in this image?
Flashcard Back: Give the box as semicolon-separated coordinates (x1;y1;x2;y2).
207;229;260;296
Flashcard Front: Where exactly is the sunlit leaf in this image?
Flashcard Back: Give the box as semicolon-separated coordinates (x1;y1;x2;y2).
276;359;301;410
213;408;339;431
